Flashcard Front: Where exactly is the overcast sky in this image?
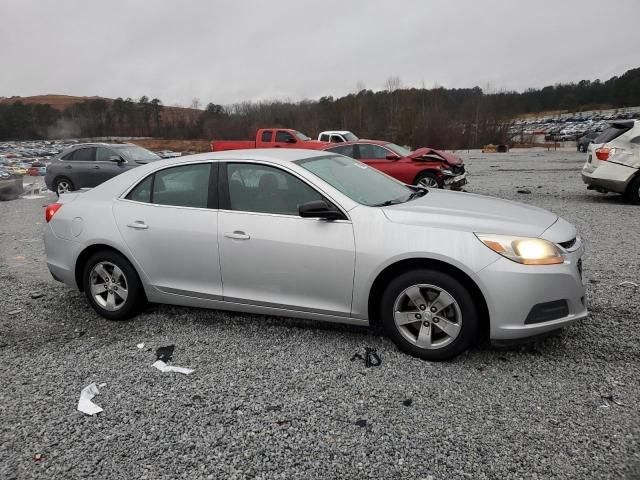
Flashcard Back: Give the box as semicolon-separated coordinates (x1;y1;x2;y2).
1;0;639;107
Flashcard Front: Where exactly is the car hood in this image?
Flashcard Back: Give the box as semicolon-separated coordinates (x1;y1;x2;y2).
382;190;559;237
409;148;463;165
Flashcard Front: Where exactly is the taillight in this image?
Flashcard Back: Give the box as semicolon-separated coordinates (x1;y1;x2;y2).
45;203;62;222
595;147;617;161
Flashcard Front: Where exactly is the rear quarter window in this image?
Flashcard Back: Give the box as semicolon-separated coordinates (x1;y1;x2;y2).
595;124;632;143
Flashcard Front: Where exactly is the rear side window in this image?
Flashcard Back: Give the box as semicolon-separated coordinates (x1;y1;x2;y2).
595;124;632;143
320;134;330;142
261;131;273;142
153;164;211;208
71;147;96;161
125;163;212;208
126;176;152;203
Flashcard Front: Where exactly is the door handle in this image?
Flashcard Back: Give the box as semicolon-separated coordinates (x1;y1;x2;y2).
127;221;148;230
224;231;250;240
65;165;72;169
93;165;100;169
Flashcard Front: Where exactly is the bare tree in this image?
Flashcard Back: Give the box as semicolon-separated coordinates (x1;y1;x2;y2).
190;98;201;110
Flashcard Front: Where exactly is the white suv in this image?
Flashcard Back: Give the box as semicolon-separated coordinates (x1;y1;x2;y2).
318;131;358;143
582;120;640;204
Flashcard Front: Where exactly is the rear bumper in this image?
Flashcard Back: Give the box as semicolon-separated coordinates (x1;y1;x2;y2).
44;224;83;289
582;161;636;194
478;250;587;341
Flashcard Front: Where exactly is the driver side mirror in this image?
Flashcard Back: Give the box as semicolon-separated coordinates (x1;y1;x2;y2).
109;155;125;165
298;200;343;220
286;138;297;144
386;154;400;160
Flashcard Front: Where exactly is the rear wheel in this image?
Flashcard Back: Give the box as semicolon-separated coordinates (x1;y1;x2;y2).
415;171;443;189
625;175;640;205
54;177;74;196
82;250;145;320
380;269;478;360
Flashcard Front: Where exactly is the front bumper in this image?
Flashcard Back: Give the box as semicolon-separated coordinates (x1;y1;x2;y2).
477;248;587;340
444;172;468;190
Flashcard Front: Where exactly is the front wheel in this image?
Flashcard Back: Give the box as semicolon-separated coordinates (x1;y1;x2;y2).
415;171;443;189
82;250;145;320
380;269;478;360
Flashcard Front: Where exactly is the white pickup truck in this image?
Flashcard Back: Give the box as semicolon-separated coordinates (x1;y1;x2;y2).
318;131;359;143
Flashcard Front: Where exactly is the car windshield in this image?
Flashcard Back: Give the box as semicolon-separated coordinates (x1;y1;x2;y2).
296;155;415;206
343;132;358;141
113;145;160;163
386;143;412;157
294;131;311;141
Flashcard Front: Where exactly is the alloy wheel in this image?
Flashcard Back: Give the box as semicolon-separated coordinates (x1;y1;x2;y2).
393;284;462;349
89;261;129;311
57;180;71;195
417;176;439;188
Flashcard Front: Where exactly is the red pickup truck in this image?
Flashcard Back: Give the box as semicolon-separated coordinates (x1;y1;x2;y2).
211;128;328;152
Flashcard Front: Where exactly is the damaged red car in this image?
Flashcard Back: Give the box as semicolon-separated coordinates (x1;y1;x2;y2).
323;140;467;189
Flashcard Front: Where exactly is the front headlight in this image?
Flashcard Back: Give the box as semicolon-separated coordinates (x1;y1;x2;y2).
475;234;564;265
440;169;453;176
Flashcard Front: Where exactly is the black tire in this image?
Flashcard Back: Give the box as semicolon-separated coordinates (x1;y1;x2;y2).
54;176;74;197
624;175;640;205
82;250;145;321
415;171;443;189
380;269;478;361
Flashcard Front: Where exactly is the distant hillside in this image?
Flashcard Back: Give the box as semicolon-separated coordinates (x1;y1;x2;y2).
0;95;109;111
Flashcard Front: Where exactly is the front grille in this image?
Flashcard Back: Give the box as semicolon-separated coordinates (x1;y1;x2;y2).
559;238;576;250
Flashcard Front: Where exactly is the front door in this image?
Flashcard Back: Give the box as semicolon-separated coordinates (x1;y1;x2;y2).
113;162;222;299
355;143;398;177
218;162;355;316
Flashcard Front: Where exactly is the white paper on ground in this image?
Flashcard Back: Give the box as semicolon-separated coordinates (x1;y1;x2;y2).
152;360;194;375
77;383;103;415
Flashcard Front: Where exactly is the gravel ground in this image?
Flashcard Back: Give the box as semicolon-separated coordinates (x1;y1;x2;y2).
1;149;638;479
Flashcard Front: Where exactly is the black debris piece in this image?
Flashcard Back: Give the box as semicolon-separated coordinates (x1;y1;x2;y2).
355;419;367;428
266;405;282;412
517;189;532;194
403;398;413;407
156;345;175;363
351;347;381;368
30;292;45;299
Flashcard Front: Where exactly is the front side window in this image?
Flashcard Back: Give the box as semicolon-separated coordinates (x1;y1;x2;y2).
227;163;323;215
296;155;412;207
357;144;390;160
330;135;344;143
261;131;273;142
320;134;330;142
275;131;295;143
96;147;119;162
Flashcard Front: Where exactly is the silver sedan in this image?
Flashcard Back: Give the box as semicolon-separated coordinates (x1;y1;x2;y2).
44;149;587;360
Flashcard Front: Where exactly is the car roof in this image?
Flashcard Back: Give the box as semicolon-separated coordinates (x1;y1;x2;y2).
162;148;331;164
323;139;389;147
320;130;353;135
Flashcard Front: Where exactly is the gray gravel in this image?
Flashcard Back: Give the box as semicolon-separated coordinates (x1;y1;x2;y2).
1;149;639;479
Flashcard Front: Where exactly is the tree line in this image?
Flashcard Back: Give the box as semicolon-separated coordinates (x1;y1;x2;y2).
0;67;638;149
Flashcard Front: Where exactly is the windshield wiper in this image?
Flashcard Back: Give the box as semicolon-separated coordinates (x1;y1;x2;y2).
407;187;428;201
372;199;404;207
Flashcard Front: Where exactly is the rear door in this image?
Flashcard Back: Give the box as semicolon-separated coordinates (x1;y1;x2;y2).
113;162;222;299
67;147;97;188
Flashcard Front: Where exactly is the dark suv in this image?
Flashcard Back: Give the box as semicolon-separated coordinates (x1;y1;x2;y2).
576;132;599;152
45;143;160;196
